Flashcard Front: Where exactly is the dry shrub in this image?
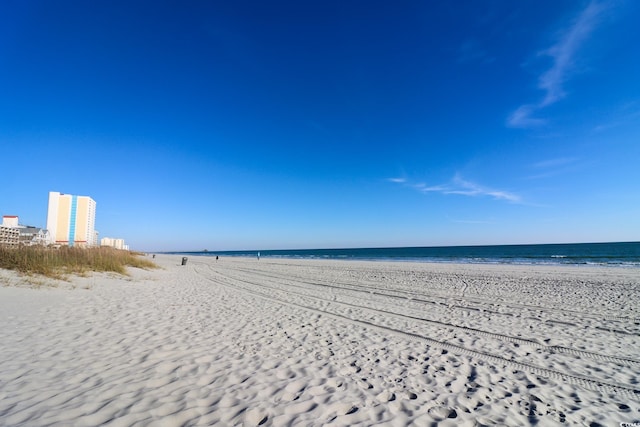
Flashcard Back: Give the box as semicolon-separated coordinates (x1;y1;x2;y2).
0;246;157;279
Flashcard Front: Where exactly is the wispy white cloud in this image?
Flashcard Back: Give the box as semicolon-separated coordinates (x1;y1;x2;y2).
448;175;522;203
388;174;522;203
507;105;546;128
527;157;581;179
532;157;578;169
507;1;609;128
593;102;640;132
387;177;406;184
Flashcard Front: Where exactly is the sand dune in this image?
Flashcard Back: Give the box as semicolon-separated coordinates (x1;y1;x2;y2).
1;255;639;426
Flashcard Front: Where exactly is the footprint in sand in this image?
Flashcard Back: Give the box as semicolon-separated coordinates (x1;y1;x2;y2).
244;408;268;426
284;399;317;415
428;405;457;420
326;377;343;388
376;390;396;403
282;379;307;401
275;368;296;380
326;402;358;417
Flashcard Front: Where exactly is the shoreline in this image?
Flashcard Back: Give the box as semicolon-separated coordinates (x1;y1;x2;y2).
167;241;640;268
1;255;638;425
182;252;640;269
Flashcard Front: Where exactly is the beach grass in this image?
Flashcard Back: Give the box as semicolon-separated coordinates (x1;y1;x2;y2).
0;246;157;279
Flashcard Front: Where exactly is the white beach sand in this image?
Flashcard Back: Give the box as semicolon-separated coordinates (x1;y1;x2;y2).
1;255;639;426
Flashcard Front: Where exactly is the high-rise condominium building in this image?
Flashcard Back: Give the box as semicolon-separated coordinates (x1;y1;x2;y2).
46;192;97;247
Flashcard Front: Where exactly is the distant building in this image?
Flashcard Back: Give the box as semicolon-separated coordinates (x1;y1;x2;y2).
46;192;98;247
2;215;19;228
18;227;51;246
0;225;20;247
100;237;129;251
1;215;51;246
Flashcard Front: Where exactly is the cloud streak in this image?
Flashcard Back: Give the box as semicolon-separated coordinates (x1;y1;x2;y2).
593;103;640;132
507;1;608;128
388;174;522;203
531;157;578;169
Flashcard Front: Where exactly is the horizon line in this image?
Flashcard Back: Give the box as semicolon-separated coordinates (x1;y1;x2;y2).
159;240;640;254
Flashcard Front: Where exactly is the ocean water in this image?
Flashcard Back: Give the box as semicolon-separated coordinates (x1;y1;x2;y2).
177;242;640;267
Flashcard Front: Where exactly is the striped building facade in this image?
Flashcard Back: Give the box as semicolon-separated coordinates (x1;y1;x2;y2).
46;192;97;247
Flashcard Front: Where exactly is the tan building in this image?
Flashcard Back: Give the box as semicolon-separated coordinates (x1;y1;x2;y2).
100;237;129;251
46;192;97;247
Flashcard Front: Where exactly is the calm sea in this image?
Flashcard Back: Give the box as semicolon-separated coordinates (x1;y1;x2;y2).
176;242;640;267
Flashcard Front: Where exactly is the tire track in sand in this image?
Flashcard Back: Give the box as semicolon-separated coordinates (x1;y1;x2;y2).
203;263;640;368
194;264;640;401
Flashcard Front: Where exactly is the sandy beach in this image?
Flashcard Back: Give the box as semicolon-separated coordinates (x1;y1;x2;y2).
1;255;639;426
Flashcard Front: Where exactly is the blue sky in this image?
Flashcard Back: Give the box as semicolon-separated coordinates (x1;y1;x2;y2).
1;1;639;251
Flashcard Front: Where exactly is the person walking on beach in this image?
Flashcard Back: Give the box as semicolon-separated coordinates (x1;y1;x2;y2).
257;251;260;261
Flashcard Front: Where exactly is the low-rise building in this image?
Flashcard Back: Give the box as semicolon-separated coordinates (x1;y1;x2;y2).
0;225;20;247
101;237;129;251
18;227;51;246
1;215;53;246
